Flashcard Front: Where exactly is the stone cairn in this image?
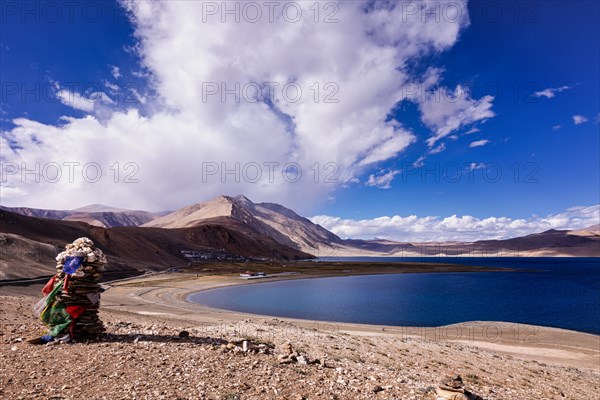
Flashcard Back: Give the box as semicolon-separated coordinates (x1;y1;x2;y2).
435;375;483;400
55;237;107;338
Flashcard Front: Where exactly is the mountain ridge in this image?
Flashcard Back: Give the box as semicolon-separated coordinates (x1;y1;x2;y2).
0;205;159;228
2;197;598;275
0;208;312;280
143;195;344;253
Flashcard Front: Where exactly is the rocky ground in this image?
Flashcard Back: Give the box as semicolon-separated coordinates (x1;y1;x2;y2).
1;295;599;400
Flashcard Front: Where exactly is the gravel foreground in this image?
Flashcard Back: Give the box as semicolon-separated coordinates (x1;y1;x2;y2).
1;294;599;400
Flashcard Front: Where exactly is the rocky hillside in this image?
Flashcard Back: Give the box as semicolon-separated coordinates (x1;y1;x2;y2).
1;294;598;399
0;205;159;228
0;209;311;280
144;195;344;253
568;223;600;237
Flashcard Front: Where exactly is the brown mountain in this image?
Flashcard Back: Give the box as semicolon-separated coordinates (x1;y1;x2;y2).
341;229;600;257
0;209;312;280
473;229;600;257
568;224;600;238
0;204;160;228
144;195;344;253
2;196;598;280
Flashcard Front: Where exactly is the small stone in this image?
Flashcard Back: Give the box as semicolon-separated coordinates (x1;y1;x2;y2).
277;354;293;364
297;355;308;365
178;330;189;338
440;375;465;391
435;387;469;400
242;340;248;352
372;385;384;393
465;392;484;400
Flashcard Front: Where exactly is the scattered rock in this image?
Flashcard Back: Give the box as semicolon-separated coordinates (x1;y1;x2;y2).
278;354;294;364
297;355;308;365
439;375;465;392
319;358;331;368
178;330;189;338
1;291;596;400
435;389;469;400
278;342;312;365
283;341;293;355
435;375;483;400
372;385;384;393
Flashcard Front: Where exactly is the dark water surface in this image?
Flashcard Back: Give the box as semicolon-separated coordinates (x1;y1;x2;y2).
188;257;600;334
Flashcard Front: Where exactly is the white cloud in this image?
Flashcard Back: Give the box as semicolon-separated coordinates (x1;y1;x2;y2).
104;80;120;92
89;92;115;105
365;169;401;189
357;129;416;167
469;139;490;148
420;85;495;146
410;140;448;169
552;124;562;131
533;85;570;99
128;87;147;105
111;66;122;79
464;127;480;135
0;186;26;198
1;0;470;212
572;115;588;125
311;205;600;241
467;162;486;171
421;67;444;91
56;89;115;113
56;90;95;112
429;142;446;154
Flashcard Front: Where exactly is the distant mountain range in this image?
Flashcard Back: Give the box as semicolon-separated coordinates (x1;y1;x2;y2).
1;195;598;280
0;204;163;228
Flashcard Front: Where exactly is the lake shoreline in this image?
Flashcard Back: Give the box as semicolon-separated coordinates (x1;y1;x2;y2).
2;261;597;370
2;263;599;399
95;265;600;370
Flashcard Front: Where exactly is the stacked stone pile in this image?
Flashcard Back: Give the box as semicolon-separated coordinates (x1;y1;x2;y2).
54;237;107;338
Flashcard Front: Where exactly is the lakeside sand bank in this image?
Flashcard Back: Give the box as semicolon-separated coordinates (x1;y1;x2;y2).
2;264;599;399
100;269;599;370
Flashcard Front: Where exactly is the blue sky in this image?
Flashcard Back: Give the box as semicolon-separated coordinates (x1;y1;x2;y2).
1;1;599;240
320;1;600;220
